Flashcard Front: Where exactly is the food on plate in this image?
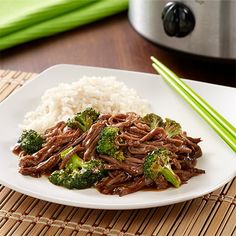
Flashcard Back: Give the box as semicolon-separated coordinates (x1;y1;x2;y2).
13;108;204;196
19;76;151;133
18;129;44;154
143;148;181;188
66;107;100;132
48;148;106;190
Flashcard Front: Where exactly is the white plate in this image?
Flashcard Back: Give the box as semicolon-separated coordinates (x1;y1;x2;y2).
0;65;235;210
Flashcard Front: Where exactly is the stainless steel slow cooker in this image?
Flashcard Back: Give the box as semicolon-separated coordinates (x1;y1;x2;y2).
129;0;236;59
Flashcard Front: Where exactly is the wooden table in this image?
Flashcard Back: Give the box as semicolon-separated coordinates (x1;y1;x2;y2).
0;13;235;87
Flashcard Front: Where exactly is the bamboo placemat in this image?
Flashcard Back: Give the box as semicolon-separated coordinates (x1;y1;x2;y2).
0;69;235;236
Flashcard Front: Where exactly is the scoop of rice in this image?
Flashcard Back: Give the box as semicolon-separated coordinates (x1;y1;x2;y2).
20;76;151;133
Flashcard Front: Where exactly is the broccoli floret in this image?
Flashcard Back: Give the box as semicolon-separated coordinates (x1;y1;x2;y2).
48;147;106;189
66;107;99;132
18;129;44;154
49;161;106;189
60;147;82;170
144;148;181;188
163;118;182;138
48;169;70;187
142;114;182;138
142;113;163;130
96;126;125;161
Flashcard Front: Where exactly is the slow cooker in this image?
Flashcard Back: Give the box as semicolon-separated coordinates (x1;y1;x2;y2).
129;0;236;59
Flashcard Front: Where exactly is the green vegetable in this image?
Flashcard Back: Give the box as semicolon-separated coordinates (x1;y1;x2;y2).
66;107;99;132
163;118;182;138
144;148;181;188
142;113;163;130
60;147;82;170
18;129;44;154
96;126;125;161
142;113;182;138
49;147;106;189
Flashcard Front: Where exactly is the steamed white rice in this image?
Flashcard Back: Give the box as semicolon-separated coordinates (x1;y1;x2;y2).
20;76;151;133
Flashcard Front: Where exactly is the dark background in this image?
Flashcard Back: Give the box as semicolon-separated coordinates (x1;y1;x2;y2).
0;13;235;87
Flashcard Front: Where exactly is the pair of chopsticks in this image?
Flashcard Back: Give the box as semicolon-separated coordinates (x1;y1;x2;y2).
151;56;236;152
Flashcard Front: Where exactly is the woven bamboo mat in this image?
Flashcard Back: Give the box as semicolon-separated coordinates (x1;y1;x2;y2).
0;69;235;236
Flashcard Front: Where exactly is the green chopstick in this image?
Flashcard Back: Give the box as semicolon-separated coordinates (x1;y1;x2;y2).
151;56;236;138
151;56;236;152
